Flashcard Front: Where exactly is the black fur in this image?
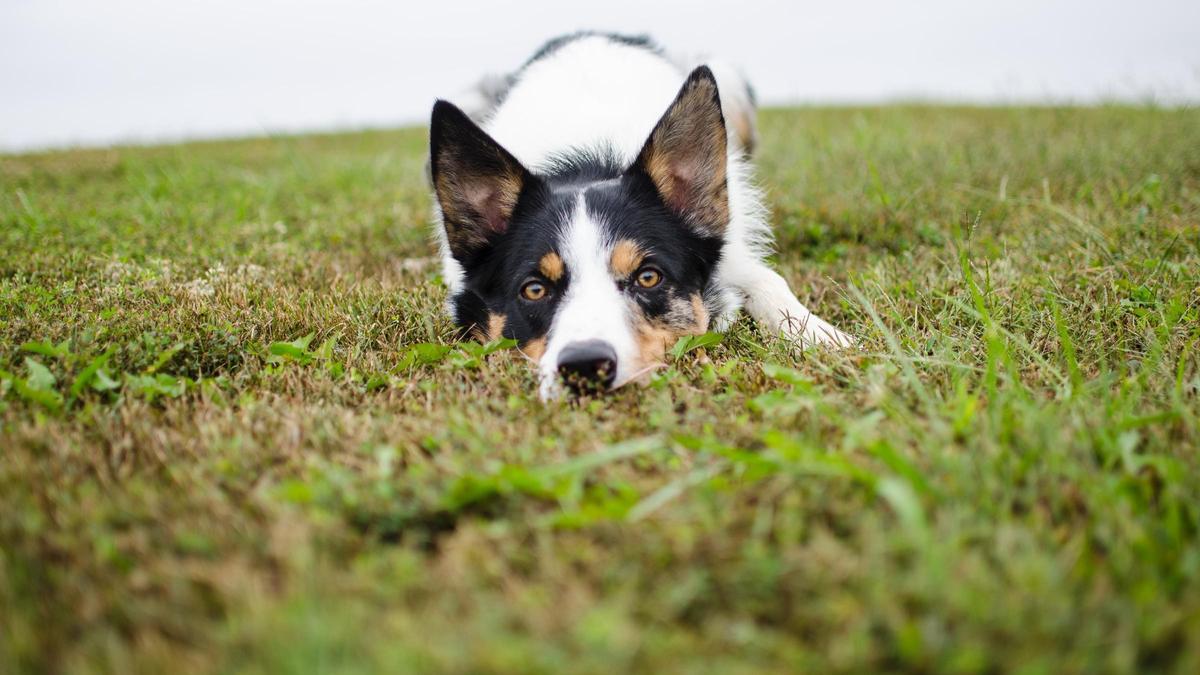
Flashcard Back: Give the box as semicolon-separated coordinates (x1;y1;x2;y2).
539;145;627;185
521;32;663;72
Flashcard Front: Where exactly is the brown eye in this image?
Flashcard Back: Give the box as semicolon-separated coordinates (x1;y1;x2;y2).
520;280;547;301
635;267;663;289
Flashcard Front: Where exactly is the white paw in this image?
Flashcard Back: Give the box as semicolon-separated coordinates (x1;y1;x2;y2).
778;313;856;349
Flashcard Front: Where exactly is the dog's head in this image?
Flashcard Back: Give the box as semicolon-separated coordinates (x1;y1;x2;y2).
430;67;729;398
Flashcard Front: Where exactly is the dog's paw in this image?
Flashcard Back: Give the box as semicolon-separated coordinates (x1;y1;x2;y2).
808;325;857;349
778;314;856;349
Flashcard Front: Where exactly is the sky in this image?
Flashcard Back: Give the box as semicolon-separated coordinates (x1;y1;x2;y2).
2;0;1198;151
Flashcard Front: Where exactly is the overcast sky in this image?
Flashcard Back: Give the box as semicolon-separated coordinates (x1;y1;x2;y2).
2;0;1198;151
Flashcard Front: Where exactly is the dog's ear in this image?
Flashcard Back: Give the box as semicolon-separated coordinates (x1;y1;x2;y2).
632;66;729;237
430;100;531;260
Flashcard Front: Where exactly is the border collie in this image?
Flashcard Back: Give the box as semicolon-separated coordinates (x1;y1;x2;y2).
429;32;853;398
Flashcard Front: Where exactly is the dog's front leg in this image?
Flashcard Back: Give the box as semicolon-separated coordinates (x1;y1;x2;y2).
726;263;855;348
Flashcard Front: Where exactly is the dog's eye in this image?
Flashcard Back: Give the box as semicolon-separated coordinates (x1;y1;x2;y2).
635;266;663;289
520;280;548;301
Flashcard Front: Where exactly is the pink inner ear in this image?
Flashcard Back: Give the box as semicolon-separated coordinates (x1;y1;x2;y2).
465;183;509;235
665;157;704;212
672;158;700;184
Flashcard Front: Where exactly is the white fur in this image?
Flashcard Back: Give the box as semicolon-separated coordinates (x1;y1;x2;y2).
437;35;853;396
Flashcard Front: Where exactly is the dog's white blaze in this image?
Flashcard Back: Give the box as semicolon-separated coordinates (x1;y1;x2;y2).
537;197;637;399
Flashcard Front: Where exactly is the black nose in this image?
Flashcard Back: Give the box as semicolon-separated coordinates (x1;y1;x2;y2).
557;340;618;393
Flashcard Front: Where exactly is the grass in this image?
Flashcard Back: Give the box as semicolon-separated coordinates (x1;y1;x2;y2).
1;105;1199;674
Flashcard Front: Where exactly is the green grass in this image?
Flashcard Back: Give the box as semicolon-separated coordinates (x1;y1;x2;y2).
2;105;1199;674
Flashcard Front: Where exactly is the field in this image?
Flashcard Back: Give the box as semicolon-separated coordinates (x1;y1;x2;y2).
2;105;1199;674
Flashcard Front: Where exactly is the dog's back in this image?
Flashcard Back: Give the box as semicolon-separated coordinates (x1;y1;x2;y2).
453;32;757;170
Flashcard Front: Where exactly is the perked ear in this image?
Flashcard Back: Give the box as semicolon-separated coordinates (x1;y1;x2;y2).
430;100;531;260
633;66;729;237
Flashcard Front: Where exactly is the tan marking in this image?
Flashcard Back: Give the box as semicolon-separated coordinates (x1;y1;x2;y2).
609;240;646;278
521;337;546;362
691;294;711;333
629;293;711;376
634;317;676;373
486;313;506;342
538;252;564;281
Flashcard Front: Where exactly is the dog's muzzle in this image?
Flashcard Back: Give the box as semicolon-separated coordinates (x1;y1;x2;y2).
556;340;617;394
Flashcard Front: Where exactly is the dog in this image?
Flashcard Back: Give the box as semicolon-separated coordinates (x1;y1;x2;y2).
428;32;853;398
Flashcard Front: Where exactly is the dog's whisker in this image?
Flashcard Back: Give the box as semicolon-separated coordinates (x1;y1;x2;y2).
614;362;665;389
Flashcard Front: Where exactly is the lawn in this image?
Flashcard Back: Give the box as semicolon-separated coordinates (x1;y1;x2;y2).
2;105;1199;674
